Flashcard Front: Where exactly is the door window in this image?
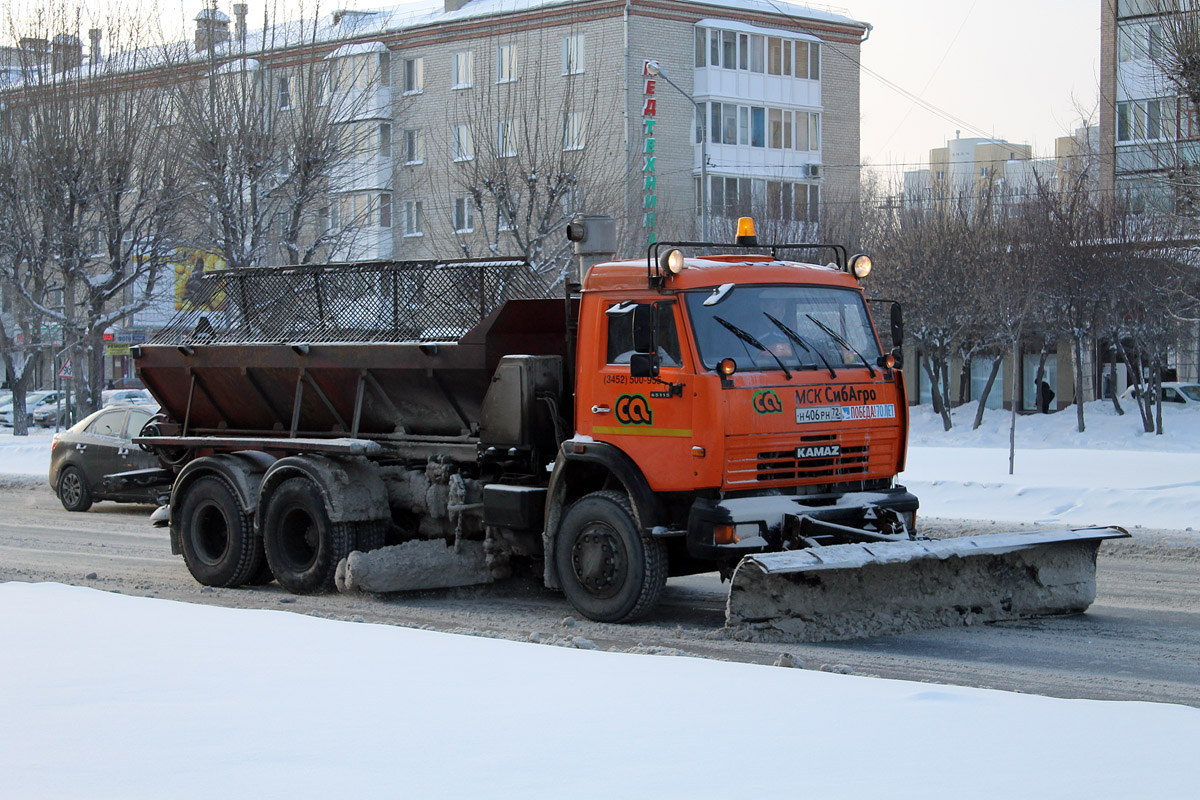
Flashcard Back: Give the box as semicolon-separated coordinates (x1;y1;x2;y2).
88;410;128;438
605;303;682;366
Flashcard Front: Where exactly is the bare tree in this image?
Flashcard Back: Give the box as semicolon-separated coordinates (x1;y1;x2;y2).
166;6;385;270
0;3;185;427
874;185;996;430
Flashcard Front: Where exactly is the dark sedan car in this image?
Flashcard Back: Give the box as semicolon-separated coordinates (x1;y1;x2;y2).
49;404;170;512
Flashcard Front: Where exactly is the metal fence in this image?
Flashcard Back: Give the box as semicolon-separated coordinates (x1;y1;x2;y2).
150;258;547;345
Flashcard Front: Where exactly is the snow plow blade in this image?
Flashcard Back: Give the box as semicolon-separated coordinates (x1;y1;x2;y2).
726;527;1129;642
335;540;496;594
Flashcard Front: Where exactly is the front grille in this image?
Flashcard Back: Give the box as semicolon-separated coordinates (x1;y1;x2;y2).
724;432;893;487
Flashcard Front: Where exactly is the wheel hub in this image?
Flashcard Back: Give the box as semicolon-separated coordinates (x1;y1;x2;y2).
571;525;626;599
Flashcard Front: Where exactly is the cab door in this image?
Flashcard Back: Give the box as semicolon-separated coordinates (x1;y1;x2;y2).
589;299;695;492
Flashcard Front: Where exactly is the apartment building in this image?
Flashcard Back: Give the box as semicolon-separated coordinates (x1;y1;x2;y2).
903;133;1034;204
175;0;869;262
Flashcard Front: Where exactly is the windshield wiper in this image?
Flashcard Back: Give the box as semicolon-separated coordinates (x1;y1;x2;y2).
804;314;877;377
713;316;792;379
763;312;836;379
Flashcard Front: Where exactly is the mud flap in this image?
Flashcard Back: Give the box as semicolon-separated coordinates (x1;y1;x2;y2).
726;527;1129;642
335;540;495;593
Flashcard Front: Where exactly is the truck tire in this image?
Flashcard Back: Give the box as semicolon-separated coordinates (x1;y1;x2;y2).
555;490;667;623
177;475;263;587
261;477;351;594
58;466;93;512
352;519;388;553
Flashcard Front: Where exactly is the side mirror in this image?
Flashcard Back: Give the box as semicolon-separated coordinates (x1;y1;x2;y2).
890;303;904;347
632;304;656;354
630;352;661;378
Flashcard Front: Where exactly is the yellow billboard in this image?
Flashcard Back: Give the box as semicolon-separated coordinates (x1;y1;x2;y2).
174;251;227;311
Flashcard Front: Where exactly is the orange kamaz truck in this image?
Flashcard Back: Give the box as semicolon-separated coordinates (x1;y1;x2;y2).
134;216;1123;639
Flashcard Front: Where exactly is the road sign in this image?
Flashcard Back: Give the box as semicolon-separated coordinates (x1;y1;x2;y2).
58;359;72;379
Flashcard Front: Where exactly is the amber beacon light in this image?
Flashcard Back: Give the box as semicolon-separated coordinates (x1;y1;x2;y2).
735;217;757;246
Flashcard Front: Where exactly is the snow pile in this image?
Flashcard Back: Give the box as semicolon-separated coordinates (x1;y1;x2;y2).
1;582;1196;799
903;401;1200;531
0;427;54;477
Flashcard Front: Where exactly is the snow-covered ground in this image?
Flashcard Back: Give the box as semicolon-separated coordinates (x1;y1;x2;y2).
1;582;1196;799
903;400;1200;531
2;402;1198;798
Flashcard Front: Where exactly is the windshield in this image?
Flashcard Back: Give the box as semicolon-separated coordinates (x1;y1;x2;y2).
1180;385;1200;402
684;284;882;372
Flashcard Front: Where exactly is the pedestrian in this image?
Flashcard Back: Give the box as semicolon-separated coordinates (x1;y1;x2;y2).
1038;380;1055;413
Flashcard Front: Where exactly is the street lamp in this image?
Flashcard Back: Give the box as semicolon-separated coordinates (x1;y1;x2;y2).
644;59;708;241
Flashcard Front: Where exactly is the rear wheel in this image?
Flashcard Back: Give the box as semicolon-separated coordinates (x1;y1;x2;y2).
57;466;93;513
261;477;350;594
555;490;667;623
177;475;262;587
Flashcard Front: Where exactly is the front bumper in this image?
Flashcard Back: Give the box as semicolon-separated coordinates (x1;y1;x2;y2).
686;486;919;561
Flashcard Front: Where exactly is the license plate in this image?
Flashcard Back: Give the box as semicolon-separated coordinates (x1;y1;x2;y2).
795;405;844;424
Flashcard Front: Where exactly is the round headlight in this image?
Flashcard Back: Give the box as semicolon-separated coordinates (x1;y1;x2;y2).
718;357;737;377
850;253;872;279
660;248;685;275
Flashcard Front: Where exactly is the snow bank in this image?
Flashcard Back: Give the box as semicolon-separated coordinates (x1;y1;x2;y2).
1;582;1196;799
904;401;1200;530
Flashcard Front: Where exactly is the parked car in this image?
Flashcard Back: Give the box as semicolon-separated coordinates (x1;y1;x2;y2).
33;401;71;428
0;390;62;426
102;388;155;406
49;404;169;512
1120;382;1200;406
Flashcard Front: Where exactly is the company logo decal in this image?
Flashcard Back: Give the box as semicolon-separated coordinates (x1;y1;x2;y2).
752;389;783;414
615;394;654;426
796;445;841;459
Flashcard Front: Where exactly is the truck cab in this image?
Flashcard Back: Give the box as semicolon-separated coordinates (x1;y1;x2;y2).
548;224;916;621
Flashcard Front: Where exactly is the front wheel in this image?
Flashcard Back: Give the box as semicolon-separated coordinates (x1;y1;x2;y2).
555;490;667;623
261;477;350;594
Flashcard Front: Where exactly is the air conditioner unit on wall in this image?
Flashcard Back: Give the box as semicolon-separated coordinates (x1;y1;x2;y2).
806;164;821;179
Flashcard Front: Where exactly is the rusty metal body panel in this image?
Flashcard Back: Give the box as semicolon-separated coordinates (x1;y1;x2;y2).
136;260;568;444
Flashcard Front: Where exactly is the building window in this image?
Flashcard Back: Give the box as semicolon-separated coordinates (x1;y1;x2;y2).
749;34;765;73
316;68;330;105
453;124;473;161
453;196;474;233
751;107;765;147
498;119;516;157
695;28;706;68
404;57;423;94
277;76;291;109
563;33;585;75
403;200;423;236
769;108;783;148
318;205;330;233
561;185;582;216
453;50;473;88
497;43;518;83
379;193;391;228
497;197;518;231
404;128;423;164
722;30;736;69
379;51;390;87
563;110;585;150
379;123;391;160
795;41;820;79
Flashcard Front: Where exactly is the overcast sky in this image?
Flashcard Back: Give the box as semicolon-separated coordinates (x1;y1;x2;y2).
30;0;1102;177
850;0;1101;175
